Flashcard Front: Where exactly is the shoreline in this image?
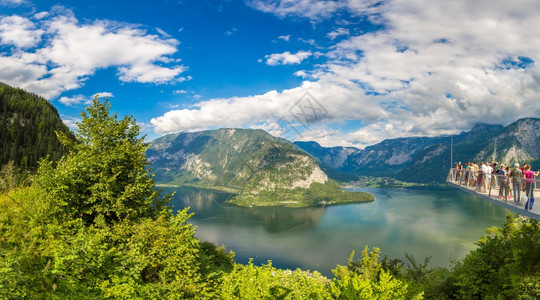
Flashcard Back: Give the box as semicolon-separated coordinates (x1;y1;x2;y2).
157;183;375;208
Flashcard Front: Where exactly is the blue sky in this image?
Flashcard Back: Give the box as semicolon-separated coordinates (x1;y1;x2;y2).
1;0;540;147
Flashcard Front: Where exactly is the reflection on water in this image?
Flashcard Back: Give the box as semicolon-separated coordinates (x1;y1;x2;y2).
167;186;325;233
165;185;509;277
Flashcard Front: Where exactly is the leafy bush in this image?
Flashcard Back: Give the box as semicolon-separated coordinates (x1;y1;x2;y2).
329;247;424;300
220;260;330;299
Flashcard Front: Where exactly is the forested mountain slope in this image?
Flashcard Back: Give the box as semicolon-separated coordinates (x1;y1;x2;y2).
0;82;74;171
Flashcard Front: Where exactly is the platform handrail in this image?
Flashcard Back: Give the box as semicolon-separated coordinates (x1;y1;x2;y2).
447;167;539;202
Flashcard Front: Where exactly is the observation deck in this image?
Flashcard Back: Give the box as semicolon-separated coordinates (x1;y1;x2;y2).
446;168;540;220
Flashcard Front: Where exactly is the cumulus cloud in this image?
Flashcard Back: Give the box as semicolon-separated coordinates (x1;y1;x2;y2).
153;0;540;148
0;15;43;48
264;50;313;65
151;80;387;134
0;10;186;99
317;0;540;140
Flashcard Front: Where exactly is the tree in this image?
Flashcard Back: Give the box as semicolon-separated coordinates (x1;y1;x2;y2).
329;247;424;299
36;97;169;225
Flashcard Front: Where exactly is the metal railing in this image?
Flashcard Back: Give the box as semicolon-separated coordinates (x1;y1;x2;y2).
447;168;539;206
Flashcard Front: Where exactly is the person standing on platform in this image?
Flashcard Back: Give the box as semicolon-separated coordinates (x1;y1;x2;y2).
523;165;539;210
510;163;523;205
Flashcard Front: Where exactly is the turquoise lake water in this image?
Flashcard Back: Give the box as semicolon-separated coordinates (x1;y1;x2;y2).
165;185;509;276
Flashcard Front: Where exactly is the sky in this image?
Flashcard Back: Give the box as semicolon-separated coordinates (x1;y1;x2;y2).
1;0;540;148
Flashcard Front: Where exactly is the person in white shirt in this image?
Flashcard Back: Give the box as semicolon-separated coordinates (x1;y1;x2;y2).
479;162;488;191
485;163;493;190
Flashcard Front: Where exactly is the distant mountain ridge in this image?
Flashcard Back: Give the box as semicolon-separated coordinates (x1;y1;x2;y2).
296;118;540;183
295;136;449;177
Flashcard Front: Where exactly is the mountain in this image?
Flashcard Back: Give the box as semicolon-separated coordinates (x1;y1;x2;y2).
297;119;539;183
293;141;361;172
347;136;451;176
296;136;448;177
0;83;74;171
148;128;373;207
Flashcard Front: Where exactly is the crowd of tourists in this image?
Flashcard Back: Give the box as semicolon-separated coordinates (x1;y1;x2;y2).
453;161;539;211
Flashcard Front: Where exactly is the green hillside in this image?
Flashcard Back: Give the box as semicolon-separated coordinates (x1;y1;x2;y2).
148;129;374;207
0;82;75;171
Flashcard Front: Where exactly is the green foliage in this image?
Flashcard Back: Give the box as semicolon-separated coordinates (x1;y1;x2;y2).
198;241;235;277
329;247;423;299
0;186;210;298
404;253;433;282
219;260;330;299
446;215;540;299
0;82;74;172
0;161;27;192
35;97;170;225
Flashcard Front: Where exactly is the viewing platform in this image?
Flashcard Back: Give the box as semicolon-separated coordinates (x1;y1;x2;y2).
446;168;540;221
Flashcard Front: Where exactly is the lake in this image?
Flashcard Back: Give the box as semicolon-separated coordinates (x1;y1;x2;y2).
165;185;509;277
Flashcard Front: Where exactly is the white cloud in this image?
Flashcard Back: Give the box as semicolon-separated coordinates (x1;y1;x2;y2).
61;115;80;130
264;50;312;66
173;89;187;94
247;0;381;20
0;0;26;5
0;15;43;48
326;27;349;40
293;70;309;77
246;0;345;20
298;37;316;46
314;0;540;143
91;92;114;99
155;27;171;37
278;34;290;42
59;91;113;106
34;12;49;20
0;10;186;99
151;80;387;134
59;95;86;106
154;0;540;148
